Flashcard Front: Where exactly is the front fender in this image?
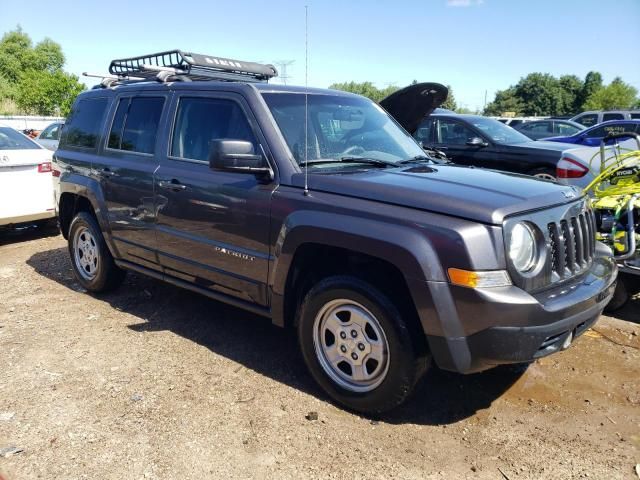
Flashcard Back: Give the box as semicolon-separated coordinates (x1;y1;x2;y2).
269;210;448;329
271;210;448;291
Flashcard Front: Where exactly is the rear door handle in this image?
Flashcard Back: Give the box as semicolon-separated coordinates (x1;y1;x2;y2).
158;179;187;192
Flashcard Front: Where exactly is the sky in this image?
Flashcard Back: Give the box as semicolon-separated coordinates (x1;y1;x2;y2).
2;0;639;110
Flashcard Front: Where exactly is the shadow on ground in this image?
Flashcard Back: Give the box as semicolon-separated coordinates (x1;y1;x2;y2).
0;222;59;246
610;276;640;325
27;246;528;424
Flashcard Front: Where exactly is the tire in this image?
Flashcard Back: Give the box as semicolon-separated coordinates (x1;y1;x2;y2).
529;167;557;182
297;275;430;414
68;211;125;292
604;276;630;312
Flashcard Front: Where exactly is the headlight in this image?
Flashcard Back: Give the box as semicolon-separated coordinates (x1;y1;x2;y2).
509;222;537;272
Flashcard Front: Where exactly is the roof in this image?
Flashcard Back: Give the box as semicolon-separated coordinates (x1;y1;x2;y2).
83;78;363;99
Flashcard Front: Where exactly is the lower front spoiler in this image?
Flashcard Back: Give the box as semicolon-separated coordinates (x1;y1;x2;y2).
427;280;616;374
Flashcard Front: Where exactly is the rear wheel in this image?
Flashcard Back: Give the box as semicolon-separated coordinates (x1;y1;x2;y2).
68;211;125;292
297;275;429;414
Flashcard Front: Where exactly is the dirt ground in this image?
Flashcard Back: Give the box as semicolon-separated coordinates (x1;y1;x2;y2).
0;228;638;480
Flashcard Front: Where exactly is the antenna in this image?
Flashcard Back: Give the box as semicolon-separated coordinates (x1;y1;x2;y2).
304;5;310;196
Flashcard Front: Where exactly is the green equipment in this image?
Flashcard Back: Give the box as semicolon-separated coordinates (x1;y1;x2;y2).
584;133;640;310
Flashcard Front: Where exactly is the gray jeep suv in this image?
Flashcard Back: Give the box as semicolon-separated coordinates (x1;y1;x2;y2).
53;50;617;413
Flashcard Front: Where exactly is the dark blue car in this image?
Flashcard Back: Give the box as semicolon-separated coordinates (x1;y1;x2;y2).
543;120;640;146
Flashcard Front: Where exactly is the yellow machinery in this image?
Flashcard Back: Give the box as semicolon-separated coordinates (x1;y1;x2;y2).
584;133;639;310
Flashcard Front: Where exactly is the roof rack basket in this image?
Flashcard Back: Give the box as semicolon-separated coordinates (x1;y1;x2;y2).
108;50;278;83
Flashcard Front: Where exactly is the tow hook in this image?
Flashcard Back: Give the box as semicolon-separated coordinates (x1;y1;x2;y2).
561;331;574;350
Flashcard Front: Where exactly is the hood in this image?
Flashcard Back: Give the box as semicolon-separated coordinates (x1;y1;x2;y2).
379;83;448;134
293;164;582;225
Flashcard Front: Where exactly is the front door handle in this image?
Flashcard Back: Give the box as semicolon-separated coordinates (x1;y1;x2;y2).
97;167;116;178
158;179;187;192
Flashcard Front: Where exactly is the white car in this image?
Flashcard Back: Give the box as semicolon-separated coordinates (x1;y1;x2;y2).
0;125;56;228
556;137;640;191
35;121;63;151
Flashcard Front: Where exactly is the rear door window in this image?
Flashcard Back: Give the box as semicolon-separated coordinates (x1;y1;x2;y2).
574;114;598;127
170;97;256;162
555;122;582;135
602;113;624;122
108;97;165;154
586;123;636;138
631;113;640;119
523;121;552;134
61;97;109;149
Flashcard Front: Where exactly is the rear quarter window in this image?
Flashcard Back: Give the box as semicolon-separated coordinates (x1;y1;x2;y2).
60;97;109;149
602;113;624;122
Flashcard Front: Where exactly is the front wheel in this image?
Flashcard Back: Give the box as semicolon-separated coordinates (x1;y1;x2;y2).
604;276;630;312
68;211;125;292
297;275;429;414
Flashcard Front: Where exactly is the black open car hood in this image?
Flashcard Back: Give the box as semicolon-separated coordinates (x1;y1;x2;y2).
379;82;448;134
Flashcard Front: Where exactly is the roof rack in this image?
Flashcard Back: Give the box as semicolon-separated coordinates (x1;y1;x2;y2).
108;49;278;83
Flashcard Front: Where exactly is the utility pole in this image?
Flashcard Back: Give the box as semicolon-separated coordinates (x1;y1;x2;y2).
273;60;295;85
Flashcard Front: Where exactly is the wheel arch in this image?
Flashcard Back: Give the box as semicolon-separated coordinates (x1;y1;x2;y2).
269;212;446;355
57;175;117;257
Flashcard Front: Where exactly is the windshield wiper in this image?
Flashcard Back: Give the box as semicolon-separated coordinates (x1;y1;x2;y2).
400;151;450;164
299;156;398;168
398;155;436;165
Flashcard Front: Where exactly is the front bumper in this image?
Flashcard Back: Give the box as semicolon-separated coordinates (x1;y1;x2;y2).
423;250;618;374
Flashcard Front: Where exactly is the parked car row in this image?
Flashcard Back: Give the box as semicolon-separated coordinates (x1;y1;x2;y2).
407;110;575;181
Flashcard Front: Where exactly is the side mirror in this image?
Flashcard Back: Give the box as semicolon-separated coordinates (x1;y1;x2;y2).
209;140;273;179
466;137;487;147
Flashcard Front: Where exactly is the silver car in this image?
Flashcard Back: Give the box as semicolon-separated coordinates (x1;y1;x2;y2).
571;110;640;128
556;137;640;191
35;122;63;151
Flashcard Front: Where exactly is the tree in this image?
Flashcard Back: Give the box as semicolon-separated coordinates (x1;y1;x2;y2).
329;81;398;103
16;69;84;116
484;71;638;116
440;84;457;111
583;77;638;110
0;27;83;115
484;87;524;116
577;71;603;110
512;73;568;116
558;74;583;114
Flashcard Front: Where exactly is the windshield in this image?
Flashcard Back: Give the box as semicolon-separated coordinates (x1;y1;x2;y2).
467;117;531;144
262;92;426;166
0;127;40;150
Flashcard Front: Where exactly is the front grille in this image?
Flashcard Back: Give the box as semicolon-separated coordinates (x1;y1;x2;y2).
547;209;596;281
